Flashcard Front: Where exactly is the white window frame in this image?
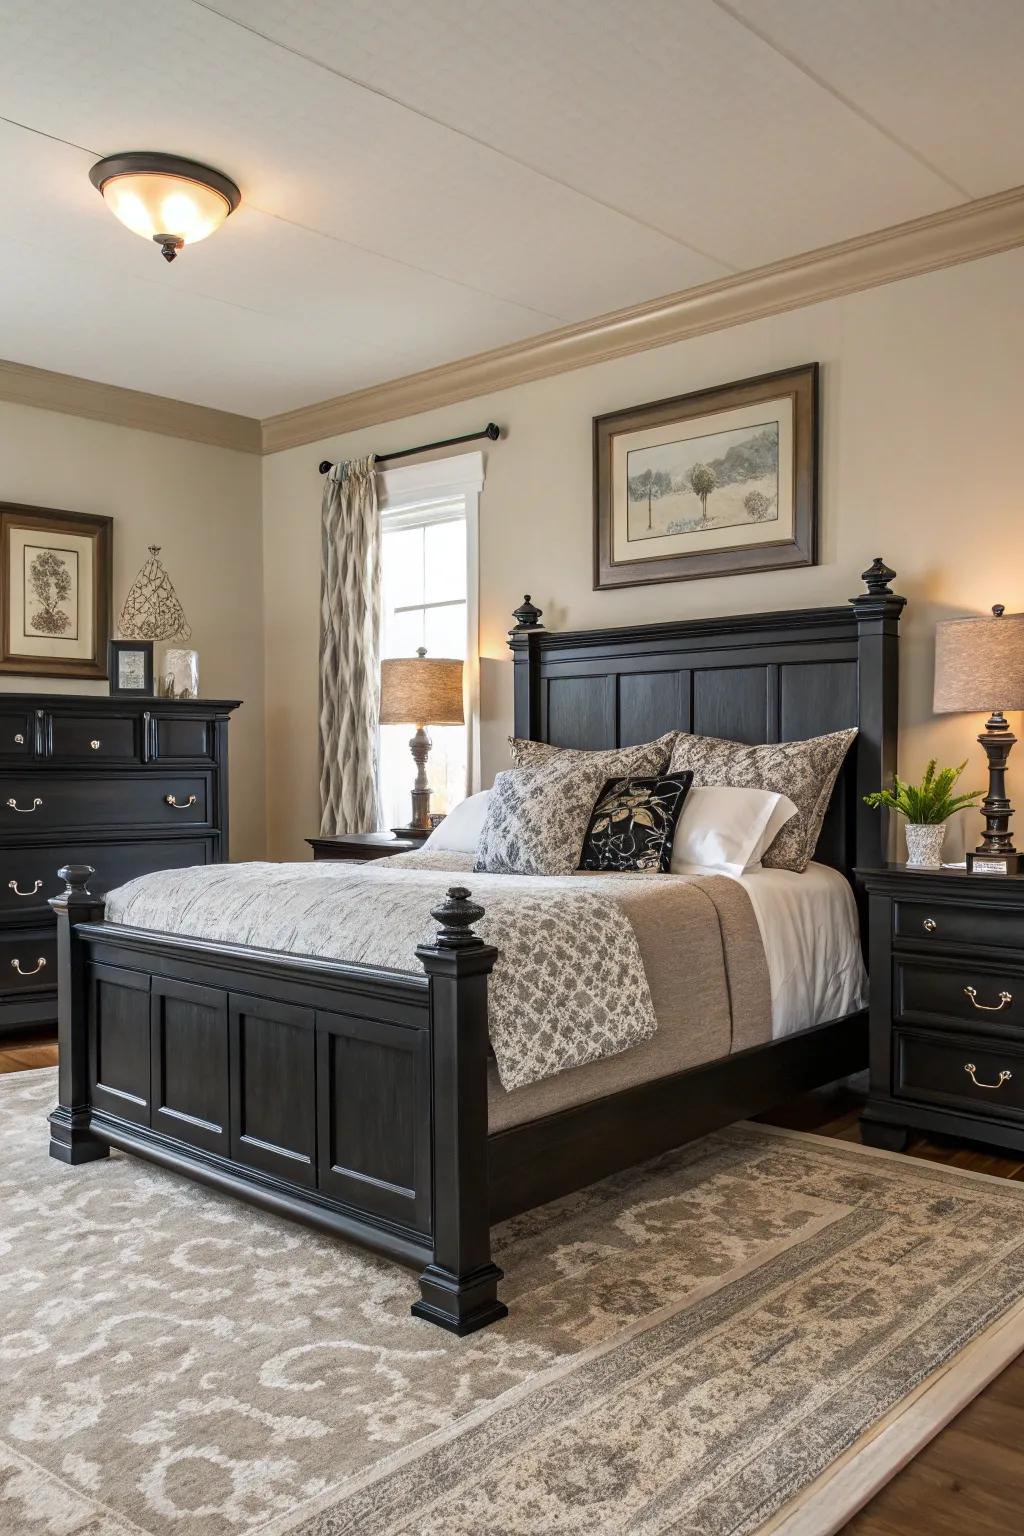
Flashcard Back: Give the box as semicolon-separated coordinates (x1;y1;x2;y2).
377;449;484;795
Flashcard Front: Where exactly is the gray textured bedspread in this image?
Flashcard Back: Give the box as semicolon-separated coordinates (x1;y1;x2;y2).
103;851;770;1092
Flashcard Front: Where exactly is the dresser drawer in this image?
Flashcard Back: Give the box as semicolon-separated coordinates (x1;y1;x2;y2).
895;1027;1024;1121
0;930;56;994
152;715;214;762
894;957;1024;1031
47;713;139;762
0;774;211;833
894;897;1024;953
0;836;218;920
0;710;32;759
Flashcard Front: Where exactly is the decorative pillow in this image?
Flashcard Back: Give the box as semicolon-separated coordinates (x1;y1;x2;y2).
669;785;798;876
579;773;694;873
667;728;857;872
423;789;491;854
508;732;677;777
474;759;613;875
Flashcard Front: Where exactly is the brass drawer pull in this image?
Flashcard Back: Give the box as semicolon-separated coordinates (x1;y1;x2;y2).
165;793;197;809
965;1062;1012;1090
90;739;101;750
922;917;937;933
11;956;46;976
7;879;42;897
5;797;41;813
964;985;1012;1012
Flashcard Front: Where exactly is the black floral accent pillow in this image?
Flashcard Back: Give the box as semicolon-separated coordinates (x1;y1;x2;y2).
579;773;694;873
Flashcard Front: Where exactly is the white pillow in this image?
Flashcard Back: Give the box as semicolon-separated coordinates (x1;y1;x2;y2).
670;786;798;876
423;790;491;854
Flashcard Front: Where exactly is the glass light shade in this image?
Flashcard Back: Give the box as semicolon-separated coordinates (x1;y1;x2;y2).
90;153;240;260
102;172;231;246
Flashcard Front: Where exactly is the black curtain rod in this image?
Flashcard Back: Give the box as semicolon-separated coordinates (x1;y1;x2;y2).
318;423;500;474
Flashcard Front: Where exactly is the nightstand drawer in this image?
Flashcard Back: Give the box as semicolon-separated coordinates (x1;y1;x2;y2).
895;1027;1024;1121
895;957;1024;1030
894;897;1024;952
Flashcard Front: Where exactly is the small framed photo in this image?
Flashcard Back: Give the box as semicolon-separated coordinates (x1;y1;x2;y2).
108;639;154;696
0;502;112;678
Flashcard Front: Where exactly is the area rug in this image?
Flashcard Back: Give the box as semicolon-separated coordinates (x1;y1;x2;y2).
3;1069;1024;1536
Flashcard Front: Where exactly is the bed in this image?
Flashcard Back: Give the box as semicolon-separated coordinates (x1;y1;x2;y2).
47;558;905;1334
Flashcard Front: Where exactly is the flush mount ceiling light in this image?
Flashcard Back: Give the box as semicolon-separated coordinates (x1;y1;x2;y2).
88;151;240;262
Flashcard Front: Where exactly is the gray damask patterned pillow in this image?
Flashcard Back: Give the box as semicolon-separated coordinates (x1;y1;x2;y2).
508;731;678;776
474;759;614;876
667;727;857;872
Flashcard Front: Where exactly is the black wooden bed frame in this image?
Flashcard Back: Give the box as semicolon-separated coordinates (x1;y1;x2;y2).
48;559;905;1334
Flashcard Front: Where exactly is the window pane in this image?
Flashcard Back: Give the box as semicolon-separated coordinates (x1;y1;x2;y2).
377;504;469;830
424;600;466;660
424;519;466;604
384;606;423;660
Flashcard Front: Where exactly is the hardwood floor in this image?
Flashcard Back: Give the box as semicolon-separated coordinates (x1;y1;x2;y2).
3;1037;1020;1532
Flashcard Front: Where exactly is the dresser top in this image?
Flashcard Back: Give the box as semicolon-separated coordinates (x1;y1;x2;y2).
0;694;242;711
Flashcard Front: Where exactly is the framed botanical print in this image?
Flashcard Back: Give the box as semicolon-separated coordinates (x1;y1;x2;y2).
108;638;154;696
0;503;112;679
594;363;819;589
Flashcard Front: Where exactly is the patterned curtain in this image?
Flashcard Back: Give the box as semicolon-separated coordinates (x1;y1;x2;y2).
318;455;381;834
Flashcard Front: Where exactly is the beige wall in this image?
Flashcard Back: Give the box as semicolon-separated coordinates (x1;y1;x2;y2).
260;244;1024;861
1;401;266;858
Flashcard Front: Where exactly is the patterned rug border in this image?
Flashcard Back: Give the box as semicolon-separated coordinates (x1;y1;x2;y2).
761;1292;1024;1536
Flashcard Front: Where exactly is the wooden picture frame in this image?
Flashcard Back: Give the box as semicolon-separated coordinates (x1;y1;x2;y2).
0;502;112;679
108;638;154;696
594;363;819;589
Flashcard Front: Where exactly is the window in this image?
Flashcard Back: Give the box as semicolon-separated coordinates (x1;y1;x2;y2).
376;453;482;832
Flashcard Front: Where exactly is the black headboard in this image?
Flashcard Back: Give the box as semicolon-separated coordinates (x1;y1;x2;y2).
508;559;905;882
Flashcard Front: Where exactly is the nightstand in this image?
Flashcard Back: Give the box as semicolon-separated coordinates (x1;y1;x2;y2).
858;864;1024;1154
306;831;426;863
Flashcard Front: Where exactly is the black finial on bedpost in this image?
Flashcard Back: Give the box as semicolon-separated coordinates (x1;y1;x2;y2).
429;886;486;949
55;864;95;900
509;595;544;634
860;557;897;598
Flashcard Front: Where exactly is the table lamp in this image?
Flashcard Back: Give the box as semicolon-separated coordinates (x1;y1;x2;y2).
379;648;464;835
933;605;1024;874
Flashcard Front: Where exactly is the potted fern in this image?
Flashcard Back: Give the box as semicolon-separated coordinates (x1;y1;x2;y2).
864;760;983;867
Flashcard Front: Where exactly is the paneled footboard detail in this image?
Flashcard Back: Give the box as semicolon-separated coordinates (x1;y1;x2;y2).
47;865;505;1334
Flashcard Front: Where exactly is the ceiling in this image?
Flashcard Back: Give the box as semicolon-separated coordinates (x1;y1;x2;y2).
1;0;1023;420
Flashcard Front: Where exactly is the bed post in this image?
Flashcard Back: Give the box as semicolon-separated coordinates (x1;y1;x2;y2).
851;558;905;871
413;887;507;1335
509;595;545;741
48;864;107;1165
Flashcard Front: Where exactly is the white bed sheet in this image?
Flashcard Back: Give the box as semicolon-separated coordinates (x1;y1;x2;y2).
735;861;866;1038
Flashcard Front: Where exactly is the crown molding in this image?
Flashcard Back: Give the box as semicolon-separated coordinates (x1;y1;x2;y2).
261;184;1024;455
0;359;261;454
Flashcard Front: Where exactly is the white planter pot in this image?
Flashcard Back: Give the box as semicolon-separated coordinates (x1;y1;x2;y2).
905;822;946;868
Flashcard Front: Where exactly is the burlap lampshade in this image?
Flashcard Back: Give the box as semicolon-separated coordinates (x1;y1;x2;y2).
933;608;1024;713
379;649;464;727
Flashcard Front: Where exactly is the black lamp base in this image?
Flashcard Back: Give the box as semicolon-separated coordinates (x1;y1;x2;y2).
969;712;1020;876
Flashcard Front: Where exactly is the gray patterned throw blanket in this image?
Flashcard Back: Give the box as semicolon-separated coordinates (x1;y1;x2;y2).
104;852;770;1091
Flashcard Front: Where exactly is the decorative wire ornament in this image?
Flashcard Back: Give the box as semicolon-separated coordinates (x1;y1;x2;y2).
118;546;192;641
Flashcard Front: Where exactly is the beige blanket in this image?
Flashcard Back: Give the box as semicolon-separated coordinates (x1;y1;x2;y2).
104;853;770;1095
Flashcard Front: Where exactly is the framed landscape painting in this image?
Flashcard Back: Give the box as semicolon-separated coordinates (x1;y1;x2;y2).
594;364;818;589
0;502;112;679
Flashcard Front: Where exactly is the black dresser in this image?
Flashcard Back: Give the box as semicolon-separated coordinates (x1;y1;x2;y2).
0;695;240;1035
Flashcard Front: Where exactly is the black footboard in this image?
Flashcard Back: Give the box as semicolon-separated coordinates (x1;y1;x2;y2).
48;865;507;1335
